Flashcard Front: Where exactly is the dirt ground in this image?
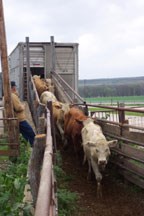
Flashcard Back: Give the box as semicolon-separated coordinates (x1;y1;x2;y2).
60;146;144;216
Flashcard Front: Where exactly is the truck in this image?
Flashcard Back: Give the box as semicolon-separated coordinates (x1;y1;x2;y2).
8;36;79;100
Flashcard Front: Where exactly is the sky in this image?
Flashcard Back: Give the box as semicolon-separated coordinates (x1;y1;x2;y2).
2;0;144;79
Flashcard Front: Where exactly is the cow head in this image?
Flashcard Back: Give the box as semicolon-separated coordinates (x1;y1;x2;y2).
61;103;70;115
87;139;117;170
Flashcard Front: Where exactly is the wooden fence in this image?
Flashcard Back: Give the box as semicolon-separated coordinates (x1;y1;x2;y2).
28;76;58;216
0;107;20;157
88;103;144;189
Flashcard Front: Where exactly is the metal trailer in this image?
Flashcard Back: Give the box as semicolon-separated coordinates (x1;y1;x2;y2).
8;36;79;100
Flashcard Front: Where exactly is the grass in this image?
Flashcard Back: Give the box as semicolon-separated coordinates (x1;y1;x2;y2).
0;137;32;216
54;151;78;216
85;95;144;104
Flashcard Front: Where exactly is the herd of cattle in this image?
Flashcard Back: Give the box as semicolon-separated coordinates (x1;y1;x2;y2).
33;75;118;196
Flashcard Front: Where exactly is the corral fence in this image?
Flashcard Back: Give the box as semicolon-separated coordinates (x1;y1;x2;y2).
27;75;58;216
27;71;144;214
0;107;20;157
87;103;144;189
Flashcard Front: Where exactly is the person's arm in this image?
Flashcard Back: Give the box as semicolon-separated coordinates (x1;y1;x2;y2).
11;94;25;112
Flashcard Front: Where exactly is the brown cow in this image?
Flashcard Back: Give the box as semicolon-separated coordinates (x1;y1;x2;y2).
64;106;88;154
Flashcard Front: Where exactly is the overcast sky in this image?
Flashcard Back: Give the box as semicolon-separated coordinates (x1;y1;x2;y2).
3;0;144;79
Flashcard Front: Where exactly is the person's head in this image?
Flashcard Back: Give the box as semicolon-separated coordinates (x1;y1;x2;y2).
11;81;17;92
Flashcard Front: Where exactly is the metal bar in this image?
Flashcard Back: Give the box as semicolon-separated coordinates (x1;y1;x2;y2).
51;71;84;102
95;118;144;131
87;103;144;113
26;37;30;101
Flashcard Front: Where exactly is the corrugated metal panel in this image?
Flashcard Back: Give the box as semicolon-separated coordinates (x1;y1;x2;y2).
23;47;44;67
9;45;21;69
55;47;74;74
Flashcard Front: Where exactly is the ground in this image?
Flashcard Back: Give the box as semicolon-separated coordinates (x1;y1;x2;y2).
60;146;144;216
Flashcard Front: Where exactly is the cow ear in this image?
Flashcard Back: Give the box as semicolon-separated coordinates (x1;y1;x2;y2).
107;140;118;148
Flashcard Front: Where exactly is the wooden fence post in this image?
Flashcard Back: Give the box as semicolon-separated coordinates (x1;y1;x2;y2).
28;134;46;206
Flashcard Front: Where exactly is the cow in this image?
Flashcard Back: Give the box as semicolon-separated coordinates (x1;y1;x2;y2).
81;118;118;197
42;78;55;94
40;91;57;104
52;101;70;143
33;75;48;97
64;106;118;196
64;106;88;154
40;91;70;143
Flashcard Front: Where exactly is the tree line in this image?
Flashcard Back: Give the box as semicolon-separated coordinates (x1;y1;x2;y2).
78;83;144;97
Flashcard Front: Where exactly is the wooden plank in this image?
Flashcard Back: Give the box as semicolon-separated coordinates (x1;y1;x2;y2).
121;170;144;189
112;157;144;178
0;149;19;156
102;123;121;136
123;158;144;176
123;130;144;143
119;143;144;161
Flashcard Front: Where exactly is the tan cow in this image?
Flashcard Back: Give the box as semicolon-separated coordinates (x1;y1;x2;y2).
52;101;70;142
33;75;48;97
40;91;70;143
81;118;118;197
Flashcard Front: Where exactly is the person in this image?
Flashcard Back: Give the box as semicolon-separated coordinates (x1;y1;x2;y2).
10;81;35;147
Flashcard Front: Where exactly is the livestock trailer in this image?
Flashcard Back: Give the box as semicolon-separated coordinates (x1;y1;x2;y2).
8;36;79;100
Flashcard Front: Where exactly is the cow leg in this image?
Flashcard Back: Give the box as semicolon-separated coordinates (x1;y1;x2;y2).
91;158;102;197
97;182;102;198
87;159;92;180
56;121;65;143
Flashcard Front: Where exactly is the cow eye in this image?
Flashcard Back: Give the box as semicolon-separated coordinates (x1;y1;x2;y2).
105;149;109;152
96;149;99;153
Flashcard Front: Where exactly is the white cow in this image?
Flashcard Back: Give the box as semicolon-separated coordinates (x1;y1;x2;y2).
40;91;57;104
81;118;118;197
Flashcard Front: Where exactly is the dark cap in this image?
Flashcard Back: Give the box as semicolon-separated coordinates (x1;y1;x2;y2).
11;81;17;87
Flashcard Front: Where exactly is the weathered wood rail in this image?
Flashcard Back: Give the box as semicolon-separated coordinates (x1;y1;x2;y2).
88;103;144;189
0;107;20;156
27;76;58;216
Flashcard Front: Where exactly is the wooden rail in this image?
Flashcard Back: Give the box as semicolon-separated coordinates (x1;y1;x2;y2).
34;108;57;216
27;76;57;215
88;104;144;189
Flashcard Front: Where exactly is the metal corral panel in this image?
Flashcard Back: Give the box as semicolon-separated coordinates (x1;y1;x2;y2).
55;44;78;92
55;47;74;73
23;46;45;68
9;44;24;99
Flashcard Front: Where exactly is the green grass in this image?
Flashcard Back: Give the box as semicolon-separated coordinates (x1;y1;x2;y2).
54;151;78;216
85;95;144;104
0;137;32;216
125;111;144;116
